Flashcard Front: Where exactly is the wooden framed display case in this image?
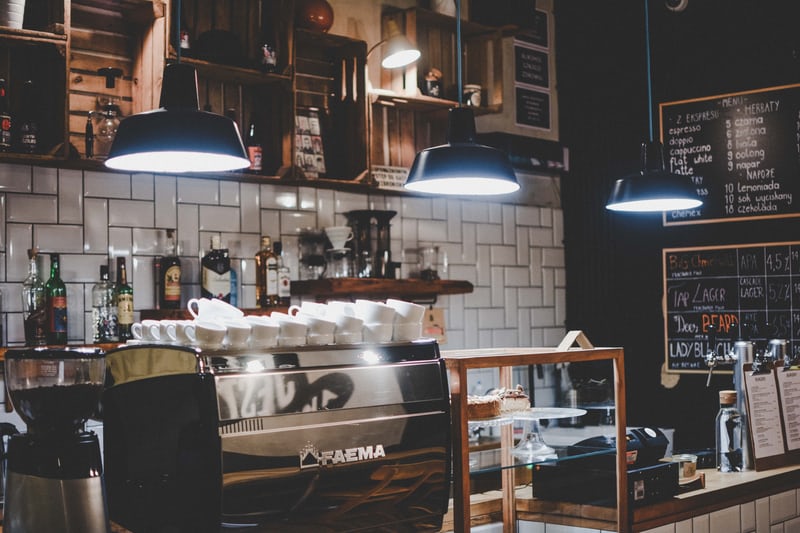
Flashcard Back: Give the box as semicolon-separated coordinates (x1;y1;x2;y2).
441;340;628;532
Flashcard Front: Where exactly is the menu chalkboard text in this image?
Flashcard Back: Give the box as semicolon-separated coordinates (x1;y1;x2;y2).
659;84;800;225
664;241;800;372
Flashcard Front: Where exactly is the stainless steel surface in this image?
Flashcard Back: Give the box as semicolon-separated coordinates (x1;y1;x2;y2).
4;472;109;533
103;340;451;531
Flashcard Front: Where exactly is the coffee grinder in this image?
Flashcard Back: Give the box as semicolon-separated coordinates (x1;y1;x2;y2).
3;347;109;532
345;209;397;278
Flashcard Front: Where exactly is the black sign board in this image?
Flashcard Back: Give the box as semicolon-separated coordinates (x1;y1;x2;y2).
515;9;548;48
515;87;550;130
514;45;549;88
663;241;800;372
659;84;800;225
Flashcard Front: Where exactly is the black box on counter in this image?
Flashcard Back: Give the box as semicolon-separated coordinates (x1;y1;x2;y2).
533;460;678;507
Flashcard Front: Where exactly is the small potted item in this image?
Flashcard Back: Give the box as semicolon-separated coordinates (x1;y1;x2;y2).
422;68;443;98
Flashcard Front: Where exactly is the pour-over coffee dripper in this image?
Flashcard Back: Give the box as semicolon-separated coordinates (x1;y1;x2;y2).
3;347;109;532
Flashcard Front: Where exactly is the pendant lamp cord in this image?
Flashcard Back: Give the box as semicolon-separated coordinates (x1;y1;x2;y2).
645;0;654;142
456;0;462;104
175;0;182;62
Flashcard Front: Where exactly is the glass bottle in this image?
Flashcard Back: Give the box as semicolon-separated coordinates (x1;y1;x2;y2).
255;236;278;307
201;235;231;302
716;389;743;472
275;240;291;307
246;118;263;172
115;257;134;341
230;262;239;307
0;79;11;151
17;80;38;154
92;264;118;343
160;229;181;309
45;253;67;345
22;248;46;346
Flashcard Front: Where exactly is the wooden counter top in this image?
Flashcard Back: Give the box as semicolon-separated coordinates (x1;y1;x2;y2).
445;465;800;532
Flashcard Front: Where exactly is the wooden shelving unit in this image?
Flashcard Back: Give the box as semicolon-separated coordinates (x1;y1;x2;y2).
290;278;473;302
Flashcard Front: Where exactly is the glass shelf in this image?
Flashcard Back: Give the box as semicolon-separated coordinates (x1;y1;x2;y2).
469;443;616;475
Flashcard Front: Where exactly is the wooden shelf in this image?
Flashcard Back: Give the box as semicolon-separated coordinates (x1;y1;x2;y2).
371;90;457;112
0;26;67;44
140;307;287;320
167;54;292;86
290;278;473;301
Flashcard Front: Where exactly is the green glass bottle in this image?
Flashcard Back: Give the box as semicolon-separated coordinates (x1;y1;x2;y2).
45;253;67;345
115;257;134;341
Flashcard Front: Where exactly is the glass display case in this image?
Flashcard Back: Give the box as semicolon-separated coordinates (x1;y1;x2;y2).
441;337;627;532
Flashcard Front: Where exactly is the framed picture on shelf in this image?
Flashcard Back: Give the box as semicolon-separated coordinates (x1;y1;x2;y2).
295;107;327;178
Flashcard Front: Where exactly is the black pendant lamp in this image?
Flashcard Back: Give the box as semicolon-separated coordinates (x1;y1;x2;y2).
605;0;701;212
403;0;518;196
105;0;249;173
105;63;250;173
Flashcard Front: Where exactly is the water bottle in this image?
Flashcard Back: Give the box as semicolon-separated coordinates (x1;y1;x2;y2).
716;390;743;472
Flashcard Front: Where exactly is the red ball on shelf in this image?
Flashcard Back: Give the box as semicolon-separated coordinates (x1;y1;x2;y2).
296;0;334;33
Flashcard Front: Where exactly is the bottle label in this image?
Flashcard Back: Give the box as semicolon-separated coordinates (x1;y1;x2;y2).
278;268;291;298
93;305;119;342
117;293;134;325
202;266;231;300
180;29;191;50
248;146;263;171
164;265;181;302
0;112;10;149
266;258;279;296
20;133;37;152
261;44;277;72
49;296;67;333
24;308;47;345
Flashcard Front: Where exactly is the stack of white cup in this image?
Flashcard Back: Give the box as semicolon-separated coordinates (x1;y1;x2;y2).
128;296;427;350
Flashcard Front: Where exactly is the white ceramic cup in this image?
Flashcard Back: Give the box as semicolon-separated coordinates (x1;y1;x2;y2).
223;319;252;349
354;299;396;324
191;319;227;349
385;299;426;324
158;320;179;344
324;226;354;249
288;301;328;317
327;300;356;318
298;313;337;336
272;312;309;339
131;320;161;342
278;336;307;347
393;322;423;342
173;320;197;345
307;333;334;345
335;331;363;344
187;297;244;321
246;316;280;347
363;322;394;343
333;314;364;335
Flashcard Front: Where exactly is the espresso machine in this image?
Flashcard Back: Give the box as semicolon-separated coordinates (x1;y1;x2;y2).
102;341;451;532
3;347;109;532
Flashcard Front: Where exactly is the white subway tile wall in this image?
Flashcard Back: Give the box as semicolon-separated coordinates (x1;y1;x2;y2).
0;164;565;351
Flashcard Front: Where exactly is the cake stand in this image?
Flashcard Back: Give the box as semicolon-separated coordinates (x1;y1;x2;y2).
511;407;587;461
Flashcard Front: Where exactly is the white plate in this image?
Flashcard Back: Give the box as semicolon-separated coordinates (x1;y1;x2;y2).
467;415;514;428
513;407;588;420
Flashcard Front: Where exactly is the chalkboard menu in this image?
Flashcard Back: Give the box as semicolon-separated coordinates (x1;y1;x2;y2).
659;84;800;225
514;45;548;88
515;87;550;130
663;241;800;372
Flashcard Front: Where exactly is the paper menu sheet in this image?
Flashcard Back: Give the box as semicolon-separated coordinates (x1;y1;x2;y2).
744;371;785;459
777;369;800;451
